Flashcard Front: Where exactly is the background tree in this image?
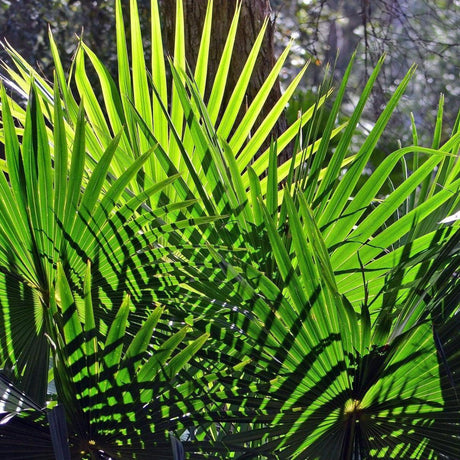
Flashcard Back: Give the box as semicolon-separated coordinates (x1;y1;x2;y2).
0;0;118;77
272;0;460;147
158;0;287;143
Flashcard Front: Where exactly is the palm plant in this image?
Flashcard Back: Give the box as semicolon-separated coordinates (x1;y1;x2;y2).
0;262;208;459
0;0;459;458
0;78;218;458
177;188;460;458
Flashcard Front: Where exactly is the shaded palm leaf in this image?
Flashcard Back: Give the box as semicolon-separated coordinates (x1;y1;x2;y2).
0;265;207;459
174;188;460;459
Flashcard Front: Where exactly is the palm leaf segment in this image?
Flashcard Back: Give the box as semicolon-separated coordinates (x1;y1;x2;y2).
51;264;208;459
0;78;214;407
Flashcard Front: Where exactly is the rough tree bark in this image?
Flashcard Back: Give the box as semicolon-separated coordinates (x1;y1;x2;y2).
159;0;287;143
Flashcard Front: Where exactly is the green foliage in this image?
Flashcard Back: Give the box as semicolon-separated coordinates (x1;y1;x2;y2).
0;264;208;458
0;0;459;458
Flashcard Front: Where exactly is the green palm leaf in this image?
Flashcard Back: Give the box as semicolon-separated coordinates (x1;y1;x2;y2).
176;188;459;459
0;265;207;458
0;78;215;408
1;1;459;458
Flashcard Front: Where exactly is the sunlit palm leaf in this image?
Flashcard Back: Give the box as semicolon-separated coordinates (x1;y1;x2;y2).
0;79;214;407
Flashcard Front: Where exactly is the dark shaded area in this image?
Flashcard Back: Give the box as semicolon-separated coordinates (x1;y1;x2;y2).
0;0;119;81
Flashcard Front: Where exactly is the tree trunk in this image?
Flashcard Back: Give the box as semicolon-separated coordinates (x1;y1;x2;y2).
159;0;287;142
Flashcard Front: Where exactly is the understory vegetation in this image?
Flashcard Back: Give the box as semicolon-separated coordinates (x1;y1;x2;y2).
0;0;459;458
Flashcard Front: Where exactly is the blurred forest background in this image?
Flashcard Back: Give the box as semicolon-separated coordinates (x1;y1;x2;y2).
1;0;459;150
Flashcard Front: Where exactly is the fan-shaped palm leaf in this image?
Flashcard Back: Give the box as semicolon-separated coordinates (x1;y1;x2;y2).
0;0;459;458
175;189;459;459
0;80;216;406
0;263;208;458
